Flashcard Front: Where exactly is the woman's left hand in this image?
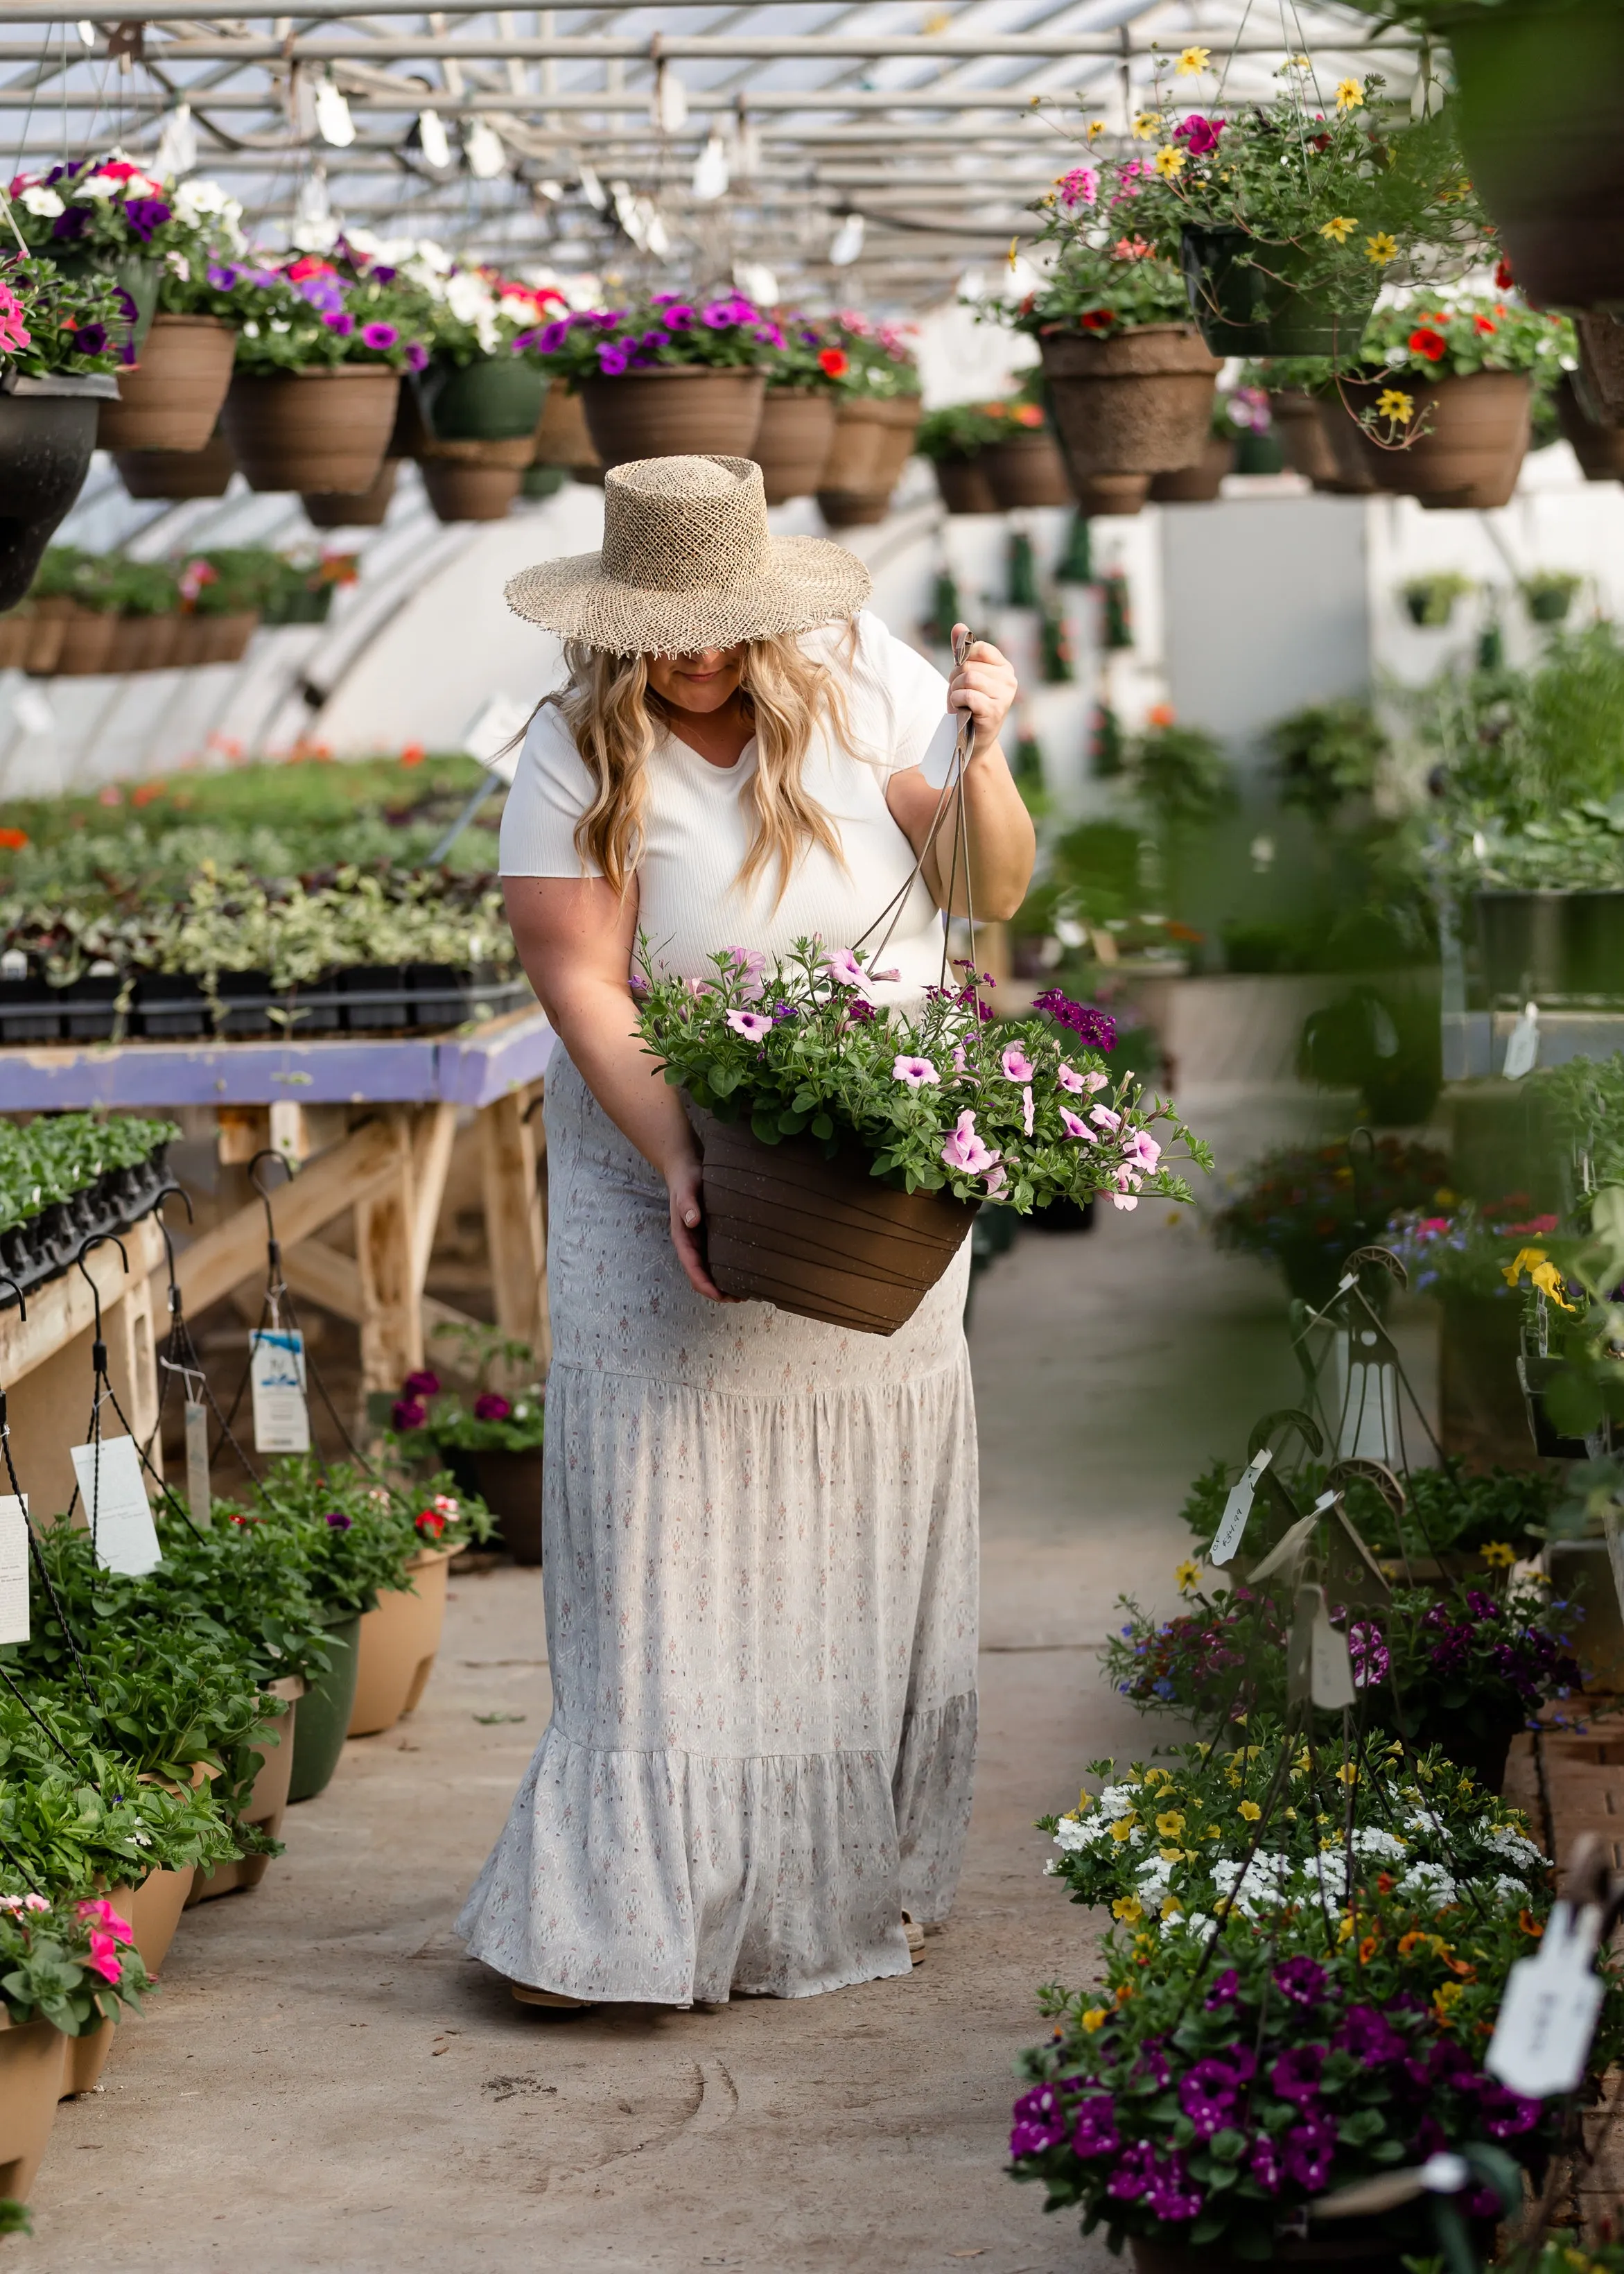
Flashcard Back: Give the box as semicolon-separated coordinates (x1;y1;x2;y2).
948;623;1018;760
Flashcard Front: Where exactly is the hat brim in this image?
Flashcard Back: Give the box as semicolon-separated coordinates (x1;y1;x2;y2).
503;532;873;657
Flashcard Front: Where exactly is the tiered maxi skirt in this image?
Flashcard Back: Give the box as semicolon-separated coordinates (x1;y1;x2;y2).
455;1049;979;2004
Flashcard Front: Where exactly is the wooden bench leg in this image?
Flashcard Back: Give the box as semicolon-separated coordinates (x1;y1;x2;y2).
478;1088;549;1375
354;1111;421;1397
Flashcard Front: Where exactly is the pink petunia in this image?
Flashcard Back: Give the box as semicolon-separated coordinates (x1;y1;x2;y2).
1059;1106;1096;1142
1058;1062;1108;1095
821;946;875;998
951;1044;968;1075
723;946;768;1000
1001;1043;1035;1082
0;285;30;356
893;1054;939;1088
76;1898;133;1942
1122;1129;1162;1172
22;1894;48;1913
941;1109;999;1177
726;1008;772;1041
1108;1189;1140;1213
1021;1084;1034;1136
984;1163;1008;1197
87;1930;122;1984
1090;1104;1121;1132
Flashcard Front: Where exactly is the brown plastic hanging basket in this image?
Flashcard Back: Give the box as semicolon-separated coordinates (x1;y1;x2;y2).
700;1116;977;1335
751;387;837;503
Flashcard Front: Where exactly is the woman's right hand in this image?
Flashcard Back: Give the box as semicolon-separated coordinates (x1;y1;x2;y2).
666;1152;727;1301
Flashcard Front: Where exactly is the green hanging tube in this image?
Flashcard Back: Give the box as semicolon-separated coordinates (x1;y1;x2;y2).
1101;571;1133;651
1006;530;1039;609
1056;512;1093;585
1092;703;1125;779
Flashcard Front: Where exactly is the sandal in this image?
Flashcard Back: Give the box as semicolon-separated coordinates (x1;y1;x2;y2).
512;1984;597;2015
902;1912;925;1966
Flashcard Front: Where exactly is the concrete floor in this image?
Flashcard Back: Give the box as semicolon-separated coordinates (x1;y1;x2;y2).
20;1186;1336;2274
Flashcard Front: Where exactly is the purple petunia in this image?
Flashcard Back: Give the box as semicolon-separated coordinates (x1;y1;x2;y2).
372;263;397;283
1281;2110;1338;2191
324;1509;353;1530
534;317;573;355
473;1391;512;1422
1178;2060;1240;2141
1204;1968;1240;2008
392;1397;426;1432
122;196;171;240
700;300;740;329
1248;2134;1282;2194
1145;2151;1204;2223
51;205;91;241
1173;112;1226;156
1334;2006;1405;2067
1072;2094;1119;2159
1009;2083;1068;2159
661;304;696;330
1472;2081;1541;2140
362;321;399;350
76;322;107;356
405;340;429;372
207;261;242;290
1273;1955;1330;2007
403;1369;440;1397
1269;2044;1325;2109
597;341;630;375
324;310;356;336
1032;987;1117;1052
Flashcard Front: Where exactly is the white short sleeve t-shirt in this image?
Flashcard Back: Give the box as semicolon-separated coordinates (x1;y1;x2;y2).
498;609;953;1001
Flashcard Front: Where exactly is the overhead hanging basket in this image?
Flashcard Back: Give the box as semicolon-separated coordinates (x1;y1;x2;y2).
95;314;236;454
932;453;999;514
751;387;837;504
531;381;602;475
1309;397;1381;495
1267;388;1368;492
48;600;117;675
817;394;921;525
980;428;1072;509
1068;471;1151;517
1575;312;1624;420
1555;372;1624;479
1039;326;1217;481
1148;435;1235;503
1447;0;1624;309
1338;372;1532;510
580;367;767;468
114;425;235;500
221;365;401;494
0;373;116;614
1180;225;1375;358
701;1116;977;1335
105;613;181;674
302;458;401;528
49;250;161;358
421;440;525;522
421;354;548;442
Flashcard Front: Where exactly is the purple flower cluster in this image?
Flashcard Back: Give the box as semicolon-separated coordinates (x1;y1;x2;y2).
1033;988;1117;1052
1106;2140;1203;2221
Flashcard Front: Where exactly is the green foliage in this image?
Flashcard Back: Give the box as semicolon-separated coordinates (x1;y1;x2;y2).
0;252;128;379
1178;1452;1560;1561
1532;1052;1624;1189
0;1891;148;2037
1401;572;1474;628
915;401;1006;459
1521;571;1583;625
1360;293;1572;383
1130;722;1236;828
0;1111;176;1235
400;1328;547;1454
1271;700;1389;817
1298;983;1441;1125
1006;531;1038;608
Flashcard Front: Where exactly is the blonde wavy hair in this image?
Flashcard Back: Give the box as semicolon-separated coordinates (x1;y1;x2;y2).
545;631;855;903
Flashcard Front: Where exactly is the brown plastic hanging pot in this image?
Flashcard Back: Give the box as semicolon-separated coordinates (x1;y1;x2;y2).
105;613;181;672
1268;390;1349;488
817;395;920;525
532;381;602;475
1149;435;1235;503
1340;371;1532;509
96;314;236;453
932;454;998;514
302;458;401;528
1576;311;1624;419
1069;471;1151;517
115;424;235;499
580;367;767;468
751;387;837;504
421;436;528;521
699;1116;977;1336
980;427;1072;508
1555;372;1624;479
50;601;118;675
1039;324;1219;480
222;365;401;494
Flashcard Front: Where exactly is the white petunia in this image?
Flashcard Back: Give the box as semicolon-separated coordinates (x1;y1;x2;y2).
19;186;63;218
1351;1828;1408;1861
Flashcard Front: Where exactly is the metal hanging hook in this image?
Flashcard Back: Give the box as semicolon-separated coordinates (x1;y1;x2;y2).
247;1147;295;1267
153;1183;193;1312
74;1231;129;1353
0;1276;26;1326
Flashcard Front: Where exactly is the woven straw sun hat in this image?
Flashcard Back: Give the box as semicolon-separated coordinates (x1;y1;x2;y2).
504;453;873;657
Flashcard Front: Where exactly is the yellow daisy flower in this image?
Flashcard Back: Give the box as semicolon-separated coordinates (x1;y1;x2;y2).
1088;120;1107;141
1081;2006;1109;2032
1336;78;1365;110
1320;215;1356;244
1365;232;1399;265
1377;387;1414;424
1176;45;1211;75
1174;1559;1202;1595
1481;1540;1517;1568
1154;146;1186;179
1131;111;1162;141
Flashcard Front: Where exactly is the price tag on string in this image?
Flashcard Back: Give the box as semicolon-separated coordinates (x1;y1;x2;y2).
0;1496;29;1645
1487;1900;1605;2098
69;1437;161;1578
250;1330;310;1455
1502;1001;1541;1082
1287;1583;1356;1712
1211;1446;1273;1567
184;1400;211;1527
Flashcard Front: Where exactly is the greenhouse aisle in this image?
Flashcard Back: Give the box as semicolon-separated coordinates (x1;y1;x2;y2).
19;1201;1309;2274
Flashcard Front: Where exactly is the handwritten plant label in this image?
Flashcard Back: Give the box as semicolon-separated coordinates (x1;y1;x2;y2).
0;1496;28;1644
250;1330;311;1455
184;1399;211;1527
1211;1447;1273;1567
69;1437;161;1577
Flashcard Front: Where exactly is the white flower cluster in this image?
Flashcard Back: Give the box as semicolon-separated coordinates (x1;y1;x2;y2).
1350;1826;1408;1863
1210;1851;1295;1918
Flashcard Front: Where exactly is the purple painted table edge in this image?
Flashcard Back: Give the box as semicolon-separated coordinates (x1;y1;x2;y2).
0;1007;555;1111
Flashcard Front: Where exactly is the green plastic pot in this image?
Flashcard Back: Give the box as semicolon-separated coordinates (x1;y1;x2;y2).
51;250;161;356
1180;226;1372;358
422;356;548;442
287;1611;363;1803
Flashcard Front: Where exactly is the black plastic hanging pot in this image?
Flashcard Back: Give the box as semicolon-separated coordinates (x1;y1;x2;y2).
1180;226;1374;358
0;372;116;612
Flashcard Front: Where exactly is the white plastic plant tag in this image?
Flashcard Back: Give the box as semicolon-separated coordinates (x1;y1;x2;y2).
184;1400;211;1527
250;1330;310;1455
1487;1902;1604;2097
1212;1447;1273;1567
0;1497;28;1644
1502;1001;1541;1082
1288;1583;1356;1710
70;1437;161;1577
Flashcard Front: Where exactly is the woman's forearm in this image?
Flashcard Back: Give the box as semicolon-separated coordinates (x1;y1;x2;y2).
933;742;1036;922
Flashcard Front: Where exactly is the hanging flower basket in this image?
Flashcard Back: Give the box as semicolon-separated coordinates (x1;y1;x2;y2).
0;2019;67;2201
0;373;118;614
347;1545;455;1737
1555;374;1624;479
222;365;401;494
302;457;399;528
932;454;999;514
49;250;161;358
980;428;1072;508
95;313;235;453
581;367;767;469
420;351;548;442
751;386;837;505
105;611;181;674
1148;435;1234;503
530;380;601;475
1039;327;1217;482
47;598;118;675
1071;471;1151;517
1575;311;1624;419
1338;372;1532;510
421;437;527;522
817;395;922;525
114;425;235;499
1180;226;1375;359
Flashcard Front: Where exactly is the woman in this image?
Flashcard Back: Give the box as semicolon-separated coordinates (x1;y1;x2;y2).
457;453;1033;2009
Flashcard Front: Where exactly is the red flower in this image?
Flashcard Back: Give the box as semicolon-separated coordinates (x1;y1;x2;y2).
96;160;142;181
0;827;28;850
1494;256;1514;289
817;347;848;378
1081;309;1116;331
286;254;335;281
1474;315;1497;334
1408;327;1448;363
415;1509;447;1540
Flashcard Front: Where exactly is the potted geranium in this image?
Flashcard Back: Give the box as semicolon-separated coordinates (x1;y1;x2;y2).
814;312;924;526
392;1330;545;1565
636;944;1207;1334
998;157;1217;502
532;289;778;469
0;256;125;611
916;401;1004;514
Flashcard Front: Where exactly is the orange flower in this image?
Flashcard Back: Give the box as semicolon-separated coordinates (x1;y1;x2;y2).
1375;1871;1394;1894
1358;1936;1378;1963
1519;1908;1544;1938
1014;403;1044;428
0;826;28;850
817;347;848;379
1397;1931;1429;1959
1474;314;1497;334
1147;702;1176;728
399;743;426;767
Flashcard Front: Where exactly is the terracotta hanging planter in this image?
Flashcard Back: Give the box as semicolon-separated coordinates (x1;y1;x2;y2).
348;1547;455;1737
114;424;236;501
0;2018;67;2201
18;596;73;674
1447;0;1624;309
531;381;602;475
1069;472;1151;517
96;314;236;454
1149;435;1236;503
48;600;117;675
1555;373;1624;479
0;373;116;612
751;388;838;504
980;428;1072;508
700;1117;977;1336
1310;395;1381;495
421;443;525;523
1180;225;1375;358
1339;372;1532;510
580;367;767;469
302;458;400;528
932;455;998;514
1040;326;1218;483
1268;391;1347;489
187;1675;304;1902
817;396;921;526
222;365;401;494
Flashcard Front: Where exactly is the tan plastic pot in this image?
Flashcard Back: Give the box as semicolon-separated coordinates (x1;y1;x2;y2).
348;1547;454;1737
932;455;998;514
532;382;601;472
1069;472;1151;517
700;1118;976;1336
581;367;767;469
1556;372;1624;479
1341;370;1532;510
222;365;401;494
817;397;920;525
96;314;236;453
114;426;235;500
1040;325;1219;480
120;1866;195;1977
751;387;837;504
188;1676;304;1903
1149;435;1236;503
105;614;180;674
0;2019;65;2200
980;428;1072;508
60;2019;114;2100
302;458;400;528
50;602;116;676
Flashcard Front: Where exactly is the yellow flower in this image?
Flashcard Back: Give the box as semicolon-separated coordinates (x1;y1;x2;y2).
1132;111;1162;141
1319;215;1356;243
1336;1762;1359;1787
1377;388;1414;424
1160;1846;1183;1865
1284;54;1312;71
1284;1807;1298;1822
1155;1810;1185;1839
1365;232;1399;265
1336;77;1365;111
1081;2006;1109;2032
1160;1895;1183;1920
1109;1815;1137;1842
1337;1911;1356;1943
1481;1540;1517;1568
1007;236;1020;273
1174;1559;1202;1595
1207;1825;1223;1839
1154;146;1186;179
1239;1799;1262;1822
1176;45;1211;75
1088;121;1107;141
1112;1893;1144;1923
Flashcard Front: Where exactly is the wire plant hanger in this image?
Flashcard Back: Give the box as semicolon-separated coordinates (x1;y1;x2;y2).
60;1233;204;1545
